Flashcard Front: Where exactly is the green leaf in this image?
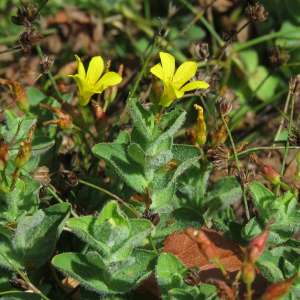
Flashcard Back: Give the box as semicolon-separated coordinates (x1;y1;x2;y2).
153;207;205;247
13;203;71;268
26;87;46;106
52;249;158;294
248;182;276;219
156;253;185;295
177;162;212;209
148;145;202;191
92;143;146;192
203;177;242;219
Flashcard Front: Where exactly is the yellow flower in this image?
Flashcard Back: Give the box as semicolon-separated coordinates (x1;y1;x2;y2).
69;55;122;106
150;52;209;107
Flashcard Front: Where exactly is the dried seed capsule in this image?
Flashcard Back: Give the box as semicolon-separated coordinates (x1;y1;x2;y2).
183;269;201;286
40;54;54;74
222;30;238;44
269;46;290;68
10;278;31;291
289;75;300;97
19;28;43;54
11;3;40;29
194;42;209;60
30;166;51;187
207;143;230;170
215;97;232;117
235;169;257;188
91;100;108;135
246;2;269;23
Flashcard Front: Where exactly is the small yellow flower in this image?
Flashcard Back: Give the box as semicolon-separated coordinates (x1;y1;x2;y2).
69;55;122;106
150;52;209;107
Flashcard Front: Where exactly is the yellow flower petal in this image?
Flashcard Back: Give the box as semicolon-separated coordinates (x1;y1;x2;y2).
69;74;94;101
150;64;164;80
178;81;210;94
86;56;104;87
161;82;176;107
93;72;122;93
172;61;197;90
69;74;86;95
74;55;86;79
159;52;175;82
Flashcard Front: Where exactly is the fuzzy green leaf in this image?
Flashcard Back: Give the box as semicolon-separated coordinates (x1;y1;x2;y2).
52;249;158;294
203;177;242;219
13;203;71;268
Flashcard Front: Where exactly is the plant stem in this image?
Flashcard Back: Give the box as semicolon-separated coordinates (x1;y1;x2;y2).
200;96;215;129
148;234;158;254
276;95;294;196
36;44;62;97
215;259;229;279
0;249;50;300
247;282;252;300
234;27;300;52
243;187;250;222
0;291;25;295
129;28;160;98
0;73;43;116
47;186;79;218
0;46;22;55
221;115;240;171
78;180;140;218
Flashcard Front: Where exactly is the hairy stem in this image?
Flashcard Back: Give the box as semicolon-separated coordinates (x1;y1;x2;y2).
78;180;140;218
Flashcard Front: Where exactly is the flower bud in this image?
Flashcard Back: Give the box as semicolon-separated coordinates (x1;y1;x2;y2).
149;74;161;105
211;116;228;148
0;78;29;112
104;64;123;103
194;104;206;146
184;228;219;263
44;119;73;130
246;2;269;23
15;125;36;168
91;100;108;135
0;137;9;171
242;262;256;284
295;150;300;182
259;272;298;300
245;219;275;263
252;154;281;185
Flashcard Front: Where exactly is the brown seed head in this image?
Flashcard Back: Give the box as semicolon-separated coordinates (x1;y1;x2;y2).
30;166;51;187
40;54;54;74
19;28;43;54
11;3;40;29
289;75;300;97
235;169;257;188
39;187;47;199
215;97;232;117
143;208;160;226
222;30;238;44
183;269;201;286
196;72;219;96
59;169;83;186
269;46;290;68
10;278;31;291
246;2;269;23
194;42;209;60
207;143;231;170
206;278;236;300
